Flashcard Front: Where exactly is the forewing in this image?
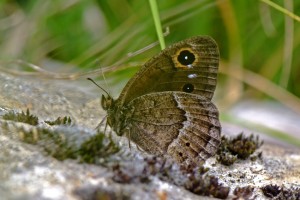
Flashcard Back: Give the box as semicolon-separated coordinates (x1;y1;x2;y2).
118;36;219;106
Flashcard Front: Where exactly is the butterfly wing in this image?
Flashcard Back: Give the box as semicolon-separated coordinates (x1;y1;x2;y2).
122;91;221;165
117;36;219;106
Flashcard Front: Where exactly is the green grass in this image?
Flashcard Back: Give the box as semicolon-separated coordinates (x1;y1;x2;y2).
148;0;166;49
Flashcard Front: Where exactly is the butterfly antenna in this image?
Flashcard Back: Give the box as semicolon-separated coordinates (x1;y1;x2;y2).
87;77;110;97
101;68;110;94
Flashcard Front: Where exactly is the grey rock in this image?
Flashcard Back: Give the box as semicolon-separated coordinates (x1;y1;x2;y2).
0;72;299;200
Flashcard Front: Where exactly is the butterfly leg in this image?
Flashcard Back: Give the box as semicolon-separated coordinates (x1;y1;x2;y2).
123;127;144;153
135;144;146;153
95;115;107;131
124;128;132;150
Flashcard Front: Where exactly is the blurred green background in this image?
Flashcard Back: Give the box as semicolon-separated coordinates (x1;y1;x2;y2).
0;0;299;145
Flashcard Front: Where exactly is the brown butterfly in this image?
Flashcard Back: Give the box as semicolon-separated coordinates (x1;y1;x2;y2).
101;36;221;166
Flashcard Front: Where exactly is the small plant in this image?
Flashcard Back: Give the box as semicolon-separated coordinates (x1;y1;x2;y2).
216;151;237;166
109;156;230;199
45;116;72;126
78;133;120;164
228;133;263;159
261;184;300;199
184;174;230;199
3;109;38;126
20;127;77;160
19;127;119;162
233;186;254;200
217;133;263;166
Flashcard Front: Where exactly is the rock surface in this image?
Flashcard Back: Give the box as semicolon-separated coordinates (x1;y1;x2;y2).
0;72;299;200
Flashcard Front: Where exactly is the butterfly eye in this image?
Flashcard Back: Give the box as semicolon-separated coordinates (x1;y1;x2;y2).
177;50;195;65
182;83;194;93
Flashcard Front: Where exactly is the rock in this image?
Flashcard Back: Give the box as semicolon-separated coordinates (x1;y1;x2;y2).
0;72;299;200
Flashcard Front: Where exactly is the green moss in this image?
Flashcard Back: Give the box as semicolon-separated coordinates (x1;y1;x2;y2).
19;126;119;163
45;116;72;126
228;133;263;159
20;127;77;160
216;151;237;166
3;109;38;126
78;133;120;164
217;133;263;165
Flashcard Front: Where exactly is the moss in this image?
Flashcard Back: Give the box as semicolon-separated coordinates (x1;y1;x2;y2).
20;127;77;160
217;133;263;165
261;184;300;199
216;151;237;166
109;157;229;199
73;186;131;200
3;109;38;126
78;133;120;164
228;133;263;159
3;108;119;163
184;174;230;199
45;116;72;126
112;164;136;184
233;186;254;199
19;127;119;162
261;184;281;198
250;151;263;161
282;187;300;199
110;157;165;184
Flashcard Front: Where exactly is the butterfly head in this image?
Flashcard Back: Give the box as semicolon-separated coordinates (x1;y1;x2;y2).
87;77;116;128
101;94;119;133
87;78;114;110
101;93;129;136
101;94;114;111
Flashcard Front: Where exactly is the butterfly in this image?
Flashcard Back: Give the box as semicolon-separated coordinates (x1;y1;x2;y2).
101;36;221;166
